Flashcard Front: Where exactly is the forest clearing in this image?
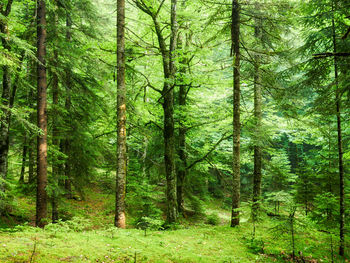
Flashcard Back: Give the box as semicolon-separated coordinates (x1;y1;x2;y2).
0;0;349;262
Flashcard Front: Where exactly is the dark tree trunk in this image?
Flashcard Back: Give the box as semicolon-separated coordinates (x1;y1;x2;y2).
252;17;262;219
36;0;48;228
163;84;177;223
0;1;13;196
231;0;241;227
115;0;127;229
134;0;178;223
64;12;72;199
51;46;59;223
164;0;178;223
19;138;28;183
331;7;345;256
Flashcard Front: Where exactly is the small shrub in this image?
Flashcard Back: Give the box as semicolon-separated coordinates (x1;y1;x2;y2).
188;195;205;216
246;238;265;254
45;217;92;233
206;213;220;225
137;216;163;231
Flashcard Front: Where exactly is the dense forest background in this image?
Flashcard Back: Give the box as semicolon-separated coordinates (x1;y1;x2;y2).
0;0;349;262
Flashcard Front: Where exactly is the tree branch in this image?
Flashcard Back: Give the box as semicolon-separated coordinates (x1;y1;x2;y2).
186;132;232;170
313;52;350;59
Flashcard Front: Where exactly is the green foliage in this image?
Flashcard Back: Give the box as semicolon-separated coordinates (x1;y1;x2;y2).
206;212;220;226
45;217;92;233
245;237;265;254
126;178;163;227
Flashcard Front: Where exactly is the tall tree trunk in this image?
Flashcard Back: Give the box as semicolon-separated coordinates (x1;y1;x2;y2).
331;4;345;256
135;0;178;223
252;17;262;219
115;0;127;229
163;0;178;223
231;0;241;227
51;3;60;223
51;48;59;223
0;1;13;198
64;11;72;199
36;0;48;228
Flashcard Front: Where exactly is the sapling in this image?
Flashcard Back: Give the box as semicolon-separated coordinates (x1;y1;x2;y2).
311;193;338;263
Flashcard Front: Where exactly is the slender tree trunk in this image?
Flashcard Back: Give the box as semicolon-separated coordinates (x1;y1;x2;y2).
331;4;345;256
231;0;241;227
51;47;59;223
252;18;262;220
19;138;28;183
36;0;48;228
115;0;127;229
64;12;72;199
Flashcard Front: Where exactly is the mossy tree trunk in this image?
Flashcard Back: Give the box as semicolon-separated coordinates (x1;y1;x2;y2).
115;0;127;229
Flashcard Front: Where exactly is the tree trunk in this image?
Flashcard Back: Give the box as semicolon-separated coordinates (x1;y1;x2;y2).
51;47;59;223
135;0;178;223
19;138;28;183
64;12;72;199
252;17;262;219
115;0;127;229
231;0;241;227
176;33;188;215
36;0;48;228
0;2;13;197
163;83;177;223
164;0;178;223
331;5;345;256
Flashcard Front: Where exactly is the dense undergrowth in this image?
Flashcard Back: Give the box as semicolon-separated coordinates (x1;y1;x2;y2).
0;187;348;262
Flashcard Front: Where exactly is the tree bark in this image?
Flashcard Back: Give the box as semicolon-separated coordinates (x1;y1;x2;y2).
231;0;241;227
115;0;127;229
36;0;48;228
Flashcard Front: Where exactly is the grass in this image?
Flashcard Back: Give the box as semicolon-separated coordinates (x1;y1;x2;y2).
0;225;265;263
0;187;348;262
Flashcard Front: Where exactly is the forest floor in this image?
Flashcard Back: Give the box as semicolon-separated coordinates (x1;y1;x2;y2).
0;187;347;262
